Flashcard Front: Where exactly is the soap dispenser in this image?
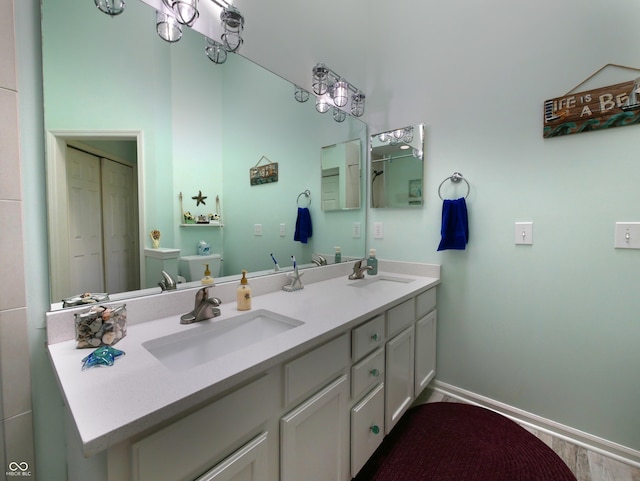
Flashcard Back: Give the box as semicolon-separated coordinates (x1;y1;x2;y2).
366;248;378;275
201;263;215;286
236;270;252;311
334;246;341;264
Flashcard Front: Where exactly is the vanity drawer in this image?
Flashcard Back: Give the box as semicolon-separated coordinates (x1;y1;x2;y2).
351;314;385;361
386;299;415;337
416;287;436;318
351;383;385;477
351;348;384;400
284;333;350;406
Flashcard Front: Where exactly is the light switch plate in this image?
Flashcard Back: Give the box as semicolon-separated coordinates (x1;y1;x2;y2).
352;222;361;238
614;222;640;249
374;222;384;239
515;222;533;245
254;224;262;236
279;223;286;237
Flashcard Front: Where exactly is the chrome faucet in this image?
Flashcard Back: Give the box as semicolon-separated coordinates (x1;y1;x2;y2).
312;254;327;266
348;259;373;280
158;270;177;292
180;287;222;324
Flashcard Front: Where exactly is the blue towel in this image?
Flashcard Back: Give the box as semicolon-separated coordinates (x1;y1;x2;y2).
294;207;313;244
437;198;468;251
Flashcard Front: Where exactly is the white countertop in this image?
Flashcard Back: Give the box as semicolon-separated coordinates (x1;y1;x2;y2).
47;261;439;457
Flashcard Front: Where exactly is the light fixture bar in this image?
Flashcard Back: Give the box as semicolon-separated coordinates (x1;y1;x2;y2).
210;0;231;8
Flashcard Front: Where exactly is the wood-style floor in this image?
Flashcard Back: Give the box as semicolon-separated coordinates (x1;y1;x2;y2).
417;389;640;481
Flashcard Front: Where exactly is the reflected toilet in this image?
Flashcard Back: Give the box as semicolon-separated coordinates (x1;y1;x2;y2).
179;254;223;281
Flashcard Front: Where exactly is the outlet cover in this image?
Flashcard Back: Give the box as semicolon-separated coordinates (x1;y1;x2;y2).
374;222;384;239
515;222;533;245
254;224;262;236
614;222;640;249
352;222;361;238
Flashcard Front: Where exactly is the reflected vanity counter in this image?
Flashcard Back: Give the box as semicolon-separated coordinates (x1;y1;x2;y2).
46;260;440;459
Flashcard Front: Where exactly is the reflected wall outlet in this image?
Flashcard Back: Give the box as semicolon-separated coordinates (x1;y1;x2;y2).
279;223;286;237
515;222;533;245
254;224;262;236
614;222;640;249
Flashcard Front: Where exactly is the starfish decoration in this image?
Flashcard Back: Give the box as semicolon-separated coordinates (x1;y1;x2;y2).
81;346;125;370
192;190;207;206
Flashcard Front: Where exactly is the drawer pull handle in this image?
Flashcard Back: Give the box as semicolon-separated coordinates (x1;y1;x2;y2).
370;368;380;377
371;333;380;342
370;425;380;435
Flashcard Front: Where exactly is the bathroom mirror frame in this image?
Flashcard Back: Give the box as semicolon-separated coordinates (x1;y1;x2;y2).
42;0;368;309
370;124;425;209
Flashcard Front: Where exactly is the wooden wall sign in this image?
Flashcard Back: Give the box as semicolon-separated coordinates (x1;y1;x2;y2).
250;155;278;186
543;80;640;138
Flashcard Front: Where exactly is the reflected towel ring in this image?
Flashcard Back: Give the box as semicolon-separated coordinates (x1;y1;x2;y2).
297;189;311;207
438;172;470;200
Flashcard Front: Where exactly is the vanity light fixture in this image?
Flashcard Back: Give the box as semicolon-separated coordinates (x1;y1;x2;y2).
379;126;414;145
219;5;245;52
311;62;365;121
94;0;125;16
161;0;199;26
205;37;228;64
156;9;183;42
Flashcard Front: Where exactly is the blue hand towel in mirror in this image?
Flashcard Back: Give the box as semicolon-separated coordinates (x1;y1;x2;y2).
437;197;468;251
294;207;312;244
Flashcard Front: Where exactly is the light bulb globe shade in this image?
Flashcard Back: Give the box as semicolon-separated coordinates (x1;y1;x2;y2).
156;11;182;42
351;92;365;117
173;0;199;26
220;6;244;52
95;0;125;16
205;38;227;64
378;133;389;143
393;129;405;139
294;86;310;103
331;80;349;108
315;97;330;114
332;107;346;123
312;63;329;96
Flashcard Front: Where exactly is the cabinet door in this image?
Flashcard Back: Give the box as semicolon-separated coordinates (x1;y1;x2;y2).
195;432;269;481
280;375;350;481
385;325;415;434
415;310;437;395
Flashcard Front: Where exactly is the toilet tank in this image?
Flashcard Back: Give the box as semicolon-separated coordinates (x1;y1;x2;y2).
178;254;222;281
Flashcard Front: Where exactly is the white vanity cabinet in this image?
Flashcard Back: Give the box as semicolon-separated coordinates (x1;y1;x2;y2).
127;371;280;481
281;334;351;481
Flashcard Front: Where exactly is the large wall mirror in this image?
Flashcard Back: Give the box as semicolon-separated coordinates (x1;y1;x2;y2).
42;0;367;308
370;124;424;208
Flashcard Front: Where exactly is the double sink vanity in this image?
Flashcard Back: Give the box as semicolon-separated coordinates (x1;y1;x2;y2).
46;260;440;481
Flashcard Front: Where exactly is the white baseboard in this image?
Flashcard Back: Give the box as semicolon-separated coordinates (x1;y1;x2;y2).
431;380;640;469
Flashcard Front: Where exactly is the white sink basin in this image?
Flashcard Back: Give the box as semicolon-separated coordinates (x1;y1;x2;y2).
143;310;303;371
348;275;415;288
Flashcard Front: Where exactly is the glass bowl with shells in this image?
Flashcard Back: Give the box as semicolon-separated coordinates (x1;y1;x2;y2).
74;304;127;349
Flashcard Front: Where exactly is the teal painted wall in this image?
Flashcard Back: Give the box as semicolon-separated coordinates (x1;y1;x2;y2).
364;0;640;451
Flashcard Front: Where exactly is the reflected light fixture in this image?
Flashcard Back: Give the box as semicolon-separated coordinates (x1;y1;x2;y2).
220;5;245;52
310;63;365;122
332;107;346;123
351;91;365;117
205;37;227;64
156;9;183;42
316;96;331;113
95;0;125;16
294;86;310;103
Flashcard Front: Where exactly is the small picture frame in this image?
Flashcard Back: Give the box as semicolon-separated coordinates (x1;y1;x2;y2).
250;156;279;185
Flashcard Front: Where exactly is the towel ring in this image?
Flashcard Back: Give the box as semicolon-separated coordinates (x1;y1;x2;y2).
297;189;311;207
438;172;470;200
